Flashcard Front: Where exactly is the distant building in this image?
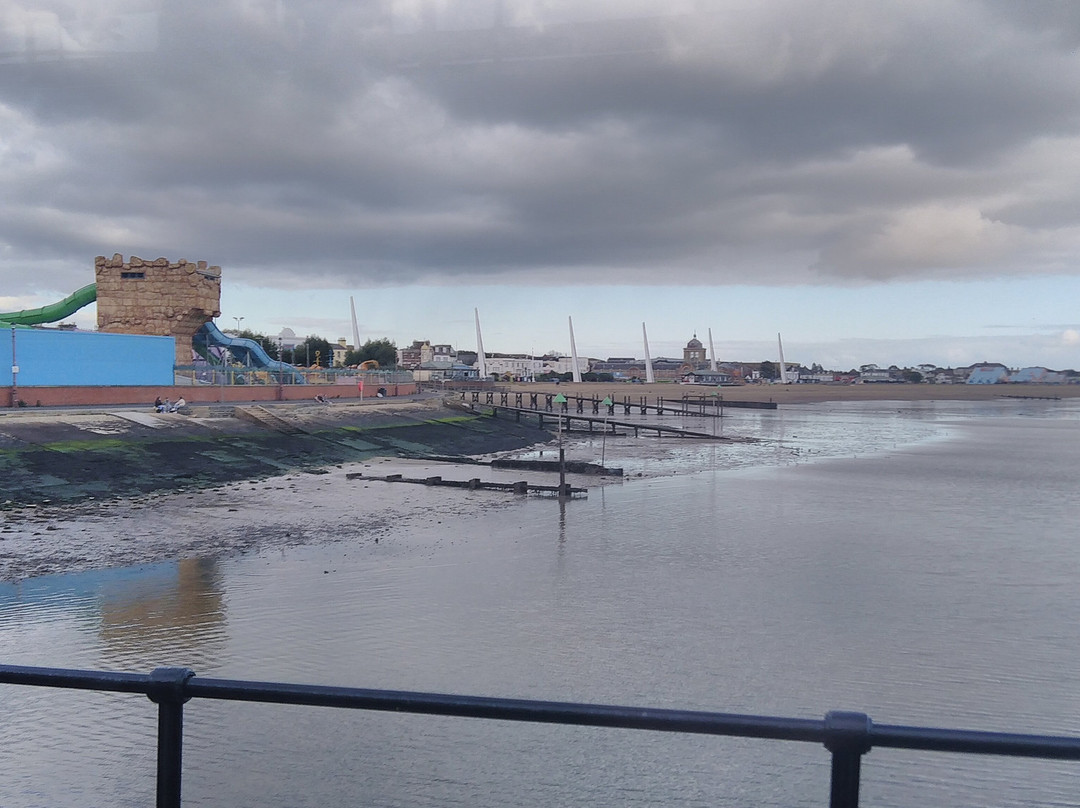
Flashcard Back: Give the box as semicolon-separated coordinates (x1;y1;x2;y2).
448;363;480;381
966;364;1009;384
331;338;352;367
858;366;896;383
1009;367;1066;384
398;340;428;370
590;358;645;380
681;369;733;385
683;335;707;367
967;365;1068;384
276;327;303;350
486;354;543;380
430;344;456;366
540;355;589;376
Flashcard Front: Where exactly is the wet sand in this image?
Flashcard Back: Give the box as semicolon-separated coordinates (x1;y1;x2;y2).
2;383;1075;582
0;456;532;582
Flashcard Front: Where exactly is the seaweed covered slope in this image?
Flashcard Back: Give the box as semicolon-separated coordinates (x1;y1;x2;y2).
0;401;551;506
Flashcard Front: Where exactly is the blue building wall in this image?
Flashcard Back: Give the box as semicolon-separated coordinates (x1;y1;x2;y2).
0;328;174;386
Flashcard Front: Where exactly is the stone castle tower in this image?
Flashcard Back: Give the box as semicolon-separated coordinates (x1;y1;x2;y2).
95;254;222;364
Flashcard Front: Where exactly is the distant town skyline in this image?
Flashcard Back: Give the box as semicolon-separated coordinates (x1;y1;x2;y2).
29;270;1080;372
218;275;1080;372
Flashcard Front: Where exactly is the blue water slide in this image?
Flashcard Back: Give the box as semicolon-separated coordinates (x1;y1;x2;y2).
195;321;306;384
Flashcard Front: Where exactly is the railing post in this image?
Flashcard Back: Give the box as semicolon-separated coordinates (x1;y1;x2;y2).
147;667;195;808
824;711;872;808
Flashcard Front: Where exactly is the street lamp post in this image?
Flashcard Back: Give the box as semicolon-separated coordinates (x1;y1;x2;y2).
277;337;284;401
233;316;244;333
554;392;567;497
10;326;17;408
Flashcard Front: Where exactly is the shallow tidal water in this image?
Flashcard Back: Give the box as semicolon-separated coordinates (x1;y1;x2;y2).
1;397;1080;807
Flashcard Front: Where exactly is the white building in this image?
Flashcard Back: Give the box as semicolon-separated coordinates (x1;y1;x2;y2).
485;355;544;379
540;355;590;376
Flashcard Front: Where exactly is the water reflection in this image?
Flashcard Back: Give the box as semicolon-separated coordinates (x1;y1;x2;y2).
1;400;1079;807
0;557;227;670
98;558;226;668
0;558;227;807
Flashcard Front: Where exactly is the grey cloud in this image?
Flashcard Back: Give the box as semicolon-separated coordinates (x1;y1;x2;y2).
3;0;1080;294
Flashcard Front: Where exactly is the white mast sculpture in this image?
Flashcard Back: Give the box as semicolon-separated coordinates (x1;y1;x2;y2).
708;327;717;372
777;332;787;384
642;322;655;384
568;316;582;383
350;296;361;351
475;308;488;380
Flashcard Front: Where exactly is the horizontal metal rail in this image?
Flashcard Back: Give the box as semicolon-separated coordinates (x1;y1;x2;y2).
2;663;1079;808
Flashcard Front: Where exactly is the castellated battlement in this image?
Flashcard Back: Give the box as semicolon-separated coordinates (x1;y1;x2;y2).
95;254;222;364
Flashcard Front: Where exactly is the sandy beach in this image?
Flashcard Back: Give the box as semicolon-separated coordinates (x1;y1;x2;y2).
491;380;1080;404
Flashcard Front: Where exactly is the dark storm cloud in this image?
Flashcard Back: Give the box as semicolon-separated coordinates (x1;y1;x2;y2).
2;0;1080;296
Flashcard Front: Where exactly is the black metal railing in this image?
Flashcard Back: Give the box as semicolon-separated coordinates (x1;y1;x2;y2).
3;663;1080;807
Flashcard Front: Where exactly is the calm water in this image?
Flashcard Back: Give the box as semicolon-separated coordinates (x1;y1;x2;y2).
2;398;1080;807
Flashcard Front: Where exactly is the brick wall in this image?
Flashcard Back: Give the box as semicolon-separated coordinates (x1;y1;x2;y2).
6;383;418;408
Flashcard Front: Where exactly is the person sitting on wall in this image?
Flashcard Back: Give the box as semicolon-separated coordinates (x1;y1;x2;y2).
160;398;171;413
169;397;186;413
154;397;164;412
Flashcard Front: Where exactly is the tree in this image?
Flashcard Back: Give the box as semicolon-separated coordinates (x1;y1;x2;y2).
295;336;333;367
234;329;281;361
759;360;778;380
347;338;397;368
902;370;924;384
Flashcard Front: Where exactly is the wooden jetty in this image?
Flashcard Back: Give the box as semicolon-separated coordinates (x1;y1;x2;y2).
453;399;752;441
346;472;586;498
458;390;776;417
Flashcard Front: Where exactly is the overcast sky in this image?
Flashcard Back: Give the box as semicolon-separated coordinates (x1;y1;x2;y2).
3;1;1080;369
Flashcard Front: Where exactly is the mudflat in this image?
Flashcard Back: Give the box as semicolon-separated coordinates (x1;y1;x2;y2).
2;381;1073;508
1;383;1073;582
0;397;551;507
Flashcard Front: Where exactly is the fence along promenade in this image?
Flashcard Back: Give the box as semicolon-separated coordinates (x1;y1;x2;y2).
3;663;1080;807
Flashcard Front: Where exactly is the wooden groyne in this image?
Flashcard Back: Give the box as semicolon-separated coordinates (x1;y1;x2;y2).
346;472;586;498
490;458;622;476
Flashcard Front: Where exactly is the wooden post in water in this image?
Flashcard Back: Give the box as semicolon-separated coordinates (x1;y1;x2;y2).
601;396;613;468
554;393;568;498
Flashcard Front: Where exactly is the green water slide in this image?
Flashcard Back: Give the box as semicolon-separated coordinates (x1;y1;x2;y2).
0;283;98;327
